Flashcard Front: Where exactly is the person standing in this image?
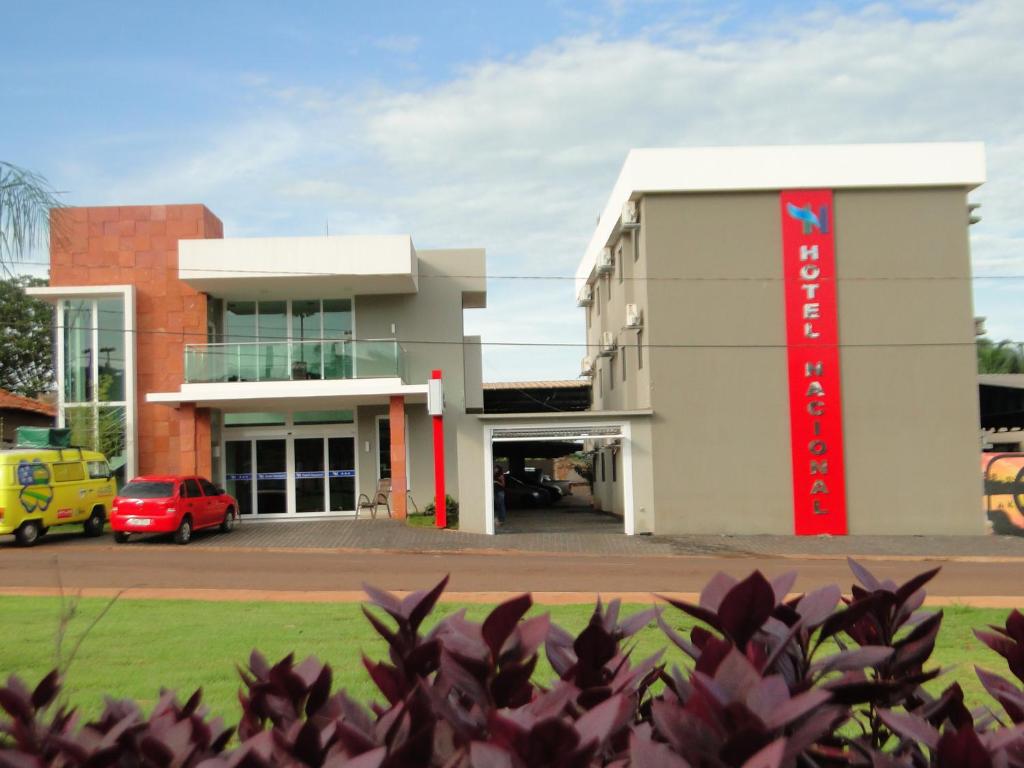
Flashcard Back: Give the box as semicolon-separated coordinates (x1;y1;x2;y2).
493;464;507;527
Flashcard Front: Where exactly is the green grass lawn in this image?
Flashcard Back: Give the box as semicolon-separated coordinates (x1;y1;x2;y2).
0;596;1013;722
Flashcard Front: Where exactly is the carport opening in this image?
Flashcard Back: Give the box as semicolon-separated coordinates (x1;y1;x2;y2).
485;423;632;535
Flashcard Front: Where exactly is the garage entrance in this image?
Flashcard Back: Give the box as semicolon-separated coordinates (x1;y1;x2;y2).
482;420;635;536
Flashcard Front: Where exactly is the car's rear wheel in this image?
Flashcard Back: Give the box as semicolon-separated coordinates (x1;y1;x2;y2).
114;531;130;544
174;516;193;545
219;507;237;533
15;520;42;547
83;508;105;537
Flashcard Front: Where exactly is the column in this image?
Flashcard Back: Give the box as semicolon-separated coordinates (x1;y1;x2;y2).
388;396;407;519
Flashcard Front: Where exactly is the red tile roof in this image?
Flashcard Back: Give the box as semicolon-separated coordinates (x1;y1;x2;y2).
0;389;57;417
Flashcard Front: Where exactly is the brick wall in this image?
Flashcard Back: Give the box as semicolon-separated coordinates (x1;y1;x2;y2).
49;204;223;478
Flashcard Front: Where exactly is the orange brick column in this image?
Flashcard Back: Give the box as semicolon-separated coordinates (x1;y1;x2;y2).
389;396;407;519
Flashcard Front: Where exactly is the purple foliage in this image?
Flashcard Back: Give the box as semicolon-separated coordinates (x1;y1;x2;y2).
4;560;1024;766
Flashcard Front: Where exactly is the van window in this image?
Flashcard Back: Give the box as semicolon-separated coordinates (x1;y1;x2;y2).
53;462;85;483
87;461;111;479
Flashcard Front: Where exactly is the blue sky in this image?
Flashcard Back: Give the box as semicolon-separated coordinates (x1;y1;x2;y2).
5;0;1023;381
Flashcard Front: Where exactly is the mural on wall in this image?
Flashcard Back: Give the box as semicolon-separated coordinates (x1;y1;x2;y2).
983;453;1024;535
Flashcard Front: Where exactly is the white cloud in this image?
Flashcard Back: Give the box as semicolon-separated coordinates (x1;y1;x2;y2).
57;0;1024;379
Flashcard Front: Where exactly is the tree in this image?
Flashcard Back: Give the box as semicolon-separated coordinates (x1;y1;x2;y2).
0;275;53;397
0;161;63;273
978;336;1024;374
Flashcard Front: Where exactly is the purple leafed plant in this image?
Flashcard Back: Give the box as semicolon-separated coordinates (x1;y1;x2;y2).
3;559;1024;767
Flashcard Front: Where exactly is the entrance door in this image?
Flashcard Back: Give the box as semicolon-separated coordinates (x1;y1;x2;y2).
295;437;325;513
223;429;355;516
328;437;355;511
255;439;287;514
225;440;253;516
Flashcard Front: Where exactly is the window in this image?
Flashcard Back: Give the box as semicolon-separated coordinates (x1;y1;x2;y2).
53;462;84;483
224;299;354;382
59;296;128;486
185;479;203;498
612;450;618;483
616;245;623;283
609;355;615;390
87;461;111;479
622;345;627;381
120;481;174;499
600;452;606;482
633;231;640;262
199;479;218;496
378;417;392;479
596;285;600;315
178;483;187;498
637;329;644;369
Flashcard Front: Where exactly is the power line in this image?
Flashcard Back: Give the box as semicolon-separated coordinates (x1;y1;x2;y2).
0;317;1012;350
7;258;1024;282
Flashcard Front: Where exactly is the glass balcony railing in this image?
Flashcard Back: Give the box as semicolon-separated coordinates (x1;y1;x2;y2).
184;340;405;384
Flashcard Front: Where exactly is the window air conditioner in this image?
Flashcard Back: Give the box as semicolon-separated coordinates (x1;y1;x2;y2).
599;331;617;357
596;247;614;276
580;356;594;377
624;303;643;329
621;200;640;229
576;284;593;308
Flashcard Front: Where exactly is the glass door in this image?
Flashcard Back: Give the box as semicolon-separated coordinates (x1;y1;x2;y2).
294;437;326;513
329;437;355;512
255;439;287;514
225;440;253;516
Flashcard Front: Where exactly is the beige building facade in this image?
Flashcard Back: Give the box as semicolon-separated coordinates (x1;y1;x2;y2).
579;144;987;535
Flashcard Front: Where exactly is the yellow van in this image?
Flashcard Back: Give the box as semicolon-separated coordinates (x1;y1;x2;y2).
0;442;117;547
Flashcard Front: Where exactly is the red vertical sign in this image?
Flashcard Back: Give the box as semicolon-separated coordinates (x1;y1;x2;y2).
780;190;848;535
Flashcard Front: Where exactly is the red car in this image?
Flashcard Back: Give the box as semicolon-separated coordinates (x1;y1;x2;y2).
111;475;239;545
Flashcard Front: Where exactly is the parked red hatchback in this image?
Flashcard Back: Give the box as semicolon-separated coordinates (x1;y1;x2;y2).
111;475;239;545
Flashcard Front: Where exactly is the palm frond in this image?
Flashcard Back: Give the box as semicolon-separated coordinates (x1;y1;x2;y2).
0;161;65;275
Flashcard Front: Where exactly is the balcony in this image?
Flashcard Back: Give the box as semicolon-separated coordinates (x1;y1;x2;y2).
184;340;406;384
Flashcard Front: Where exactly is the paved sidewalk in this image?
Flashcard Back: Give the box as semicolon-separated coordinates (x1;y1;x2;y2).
7;509;1024;559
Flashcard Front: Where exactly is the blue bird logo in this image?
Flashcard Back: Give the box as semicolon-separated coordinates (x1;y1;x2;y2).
786;202;830;235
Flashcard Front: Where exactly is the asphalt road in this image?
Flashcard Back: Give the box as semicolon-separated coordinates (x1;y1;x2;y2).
2;539;1024;602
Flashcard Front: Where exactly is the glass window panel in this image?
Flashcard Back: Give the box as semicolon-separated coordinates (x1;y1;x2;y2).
65;406;96;452
98;406;127;487
329;437;355;511
291;300;321;340
63;300;92;403
293;410;353;424
224;412;285;426
295;437;325;513
257;301;287;339
225;302;257;381
378;418;391;480
322;340;351;379
322;299;352;339
225;441;253;516
97;297;125;402
255;439;287;514
225;301;256;342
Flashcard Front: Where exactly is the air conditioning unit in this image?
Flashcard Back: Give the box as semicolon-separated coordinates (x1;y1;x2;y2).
624;303;643;329
576;284;593;308
599;331;617;357
580;356;594;377
596;246;614;276
621;200;640;229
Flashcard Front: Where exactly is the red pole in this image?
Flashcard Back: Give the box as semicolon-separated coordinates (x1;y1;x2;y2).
432;369;446;528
